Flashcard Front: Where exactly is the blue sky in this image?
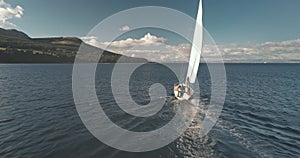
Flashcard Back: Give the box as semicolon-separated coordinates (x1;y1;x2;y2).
1;0;300;62
3;0;300;44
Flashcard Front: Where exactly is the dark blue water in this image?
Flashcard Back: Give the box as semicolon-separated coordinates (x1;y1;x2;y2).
0;64;299;158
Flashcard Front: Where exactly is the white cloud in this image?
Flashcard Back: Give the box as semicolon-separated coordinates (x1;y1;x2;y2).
119;25;130;31
82;33;166;49
81;36;100;46
0;0;24;28
81;33;186;62
101;33;166;49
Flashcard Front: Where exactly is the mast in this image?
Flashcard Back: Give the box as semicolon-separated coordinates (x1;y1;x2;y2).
186;0;203;84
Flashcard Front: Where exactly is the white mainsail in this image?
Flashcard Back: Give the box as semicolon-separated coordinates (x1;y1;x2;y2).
186;0;203;84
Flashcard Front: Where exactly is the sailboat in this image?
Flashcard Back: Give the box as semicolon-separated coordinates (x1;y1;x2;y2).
174;0;203;101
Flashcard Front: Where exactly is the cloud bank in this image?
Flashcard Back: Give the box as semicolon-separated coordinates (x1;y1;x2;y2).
82;33;300;63
0;0;24;28
214;39;300;63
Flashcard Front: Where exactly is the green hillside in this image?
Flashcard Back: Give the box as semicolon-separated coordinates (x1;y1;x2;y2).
0;28;147;63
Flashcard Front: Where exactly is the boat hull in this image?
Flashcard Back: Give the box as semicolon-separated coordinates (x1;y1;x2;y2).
174;84;193;100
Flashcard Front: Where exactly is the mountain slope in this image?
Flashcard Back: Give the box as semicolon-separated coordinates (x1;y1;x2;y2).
0;28;147;63
0;28;30;39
